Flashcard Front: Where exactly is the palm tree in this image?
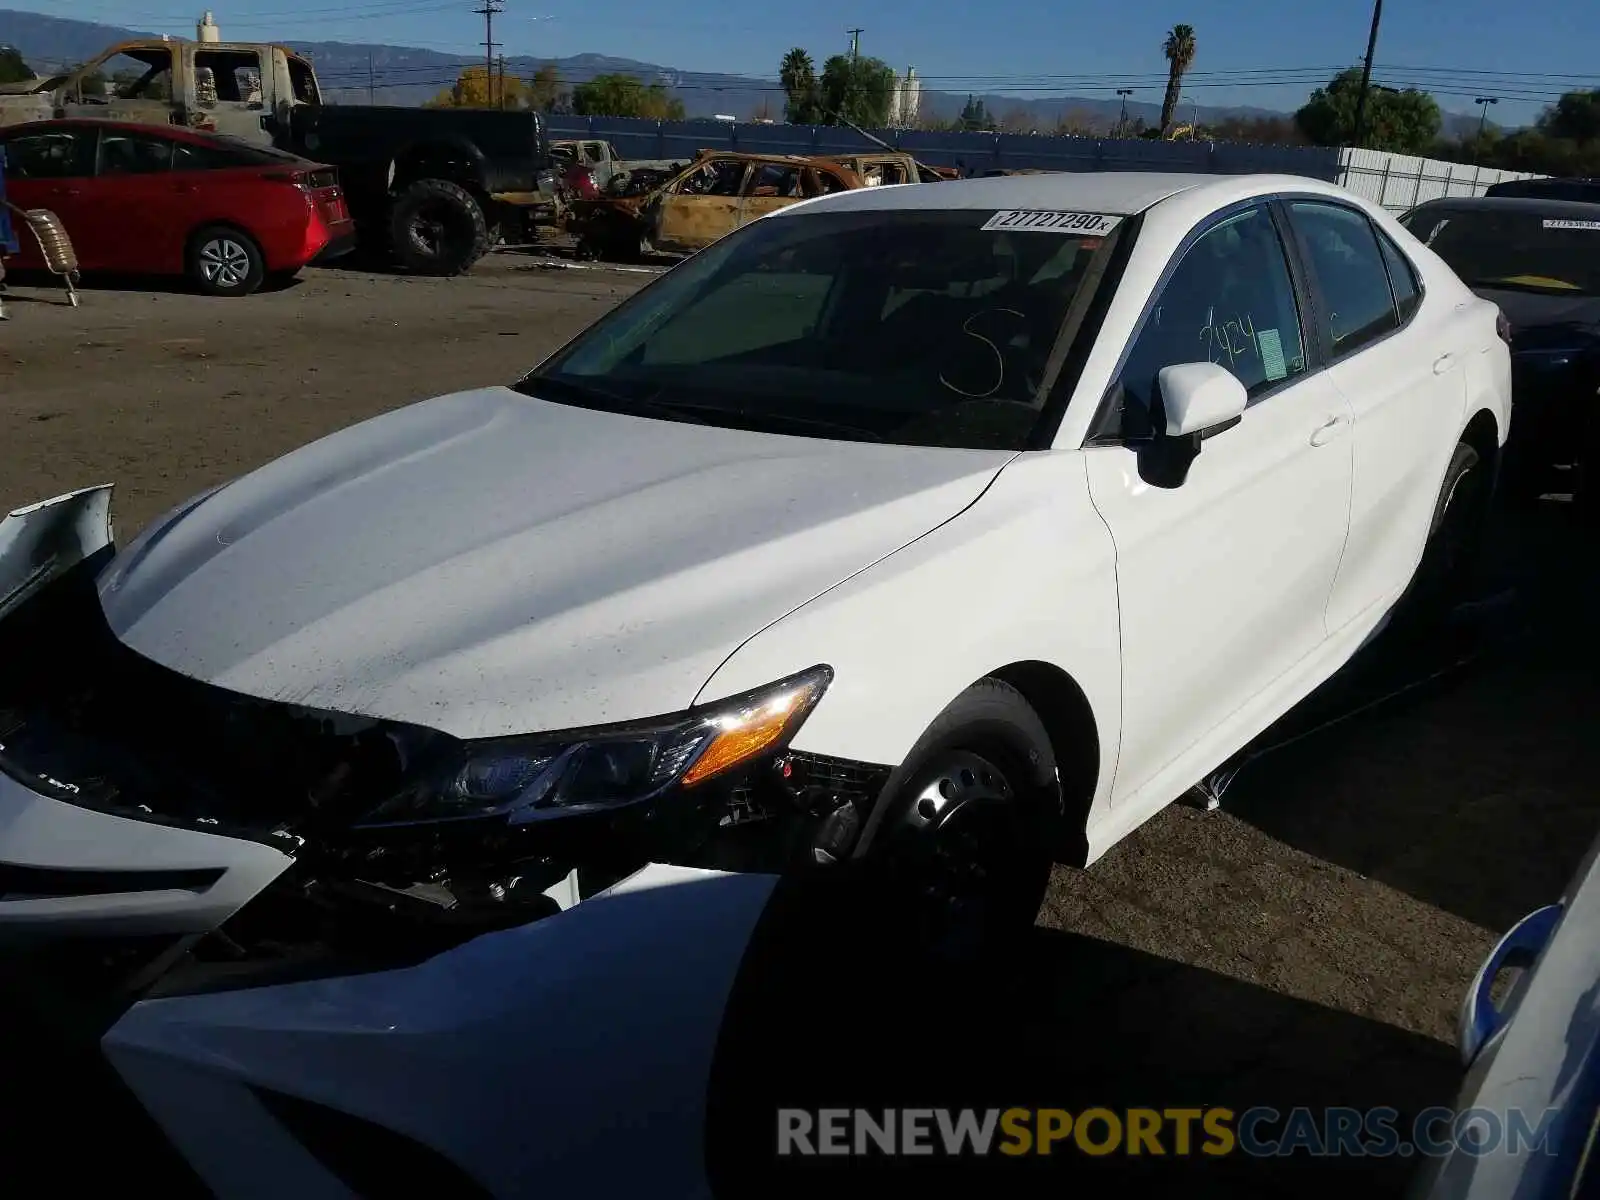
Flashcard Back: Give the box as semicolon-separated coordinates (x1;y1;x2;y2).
1159;24;1197;134
780;48;820;124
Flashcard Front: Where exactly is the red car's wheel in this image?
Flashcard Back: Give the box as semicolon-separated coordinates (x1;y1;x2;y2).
187;226;266;297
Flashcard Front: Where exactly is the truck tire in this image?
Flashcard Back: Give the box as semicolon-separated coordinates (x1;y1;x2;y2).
387;179;491;276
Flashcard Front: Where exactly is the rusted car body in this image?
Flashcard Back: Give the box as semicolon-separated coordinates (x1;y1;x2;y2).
568;151;863;261
820;151;947;186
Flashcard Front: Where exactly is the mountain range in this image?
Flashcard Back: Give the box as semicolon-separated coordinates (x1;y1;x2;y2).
1;8;1488;136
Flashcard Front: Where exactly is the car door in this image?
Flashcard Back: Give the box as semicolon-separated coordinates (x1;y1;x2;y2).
0;126;100;269
187;47;270;142
652;158;747;254
737;162;805;228
1284;199;1468;634
1083;203;1355;805
85;126;192;273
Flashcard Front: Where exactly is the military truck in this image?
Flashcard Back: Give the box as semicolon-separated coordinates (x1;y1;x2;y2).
0;33;557;275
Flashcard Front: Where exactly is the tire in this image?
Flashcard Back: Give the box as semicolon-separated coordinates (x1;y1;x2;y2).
187;226;265;297
866;679;1059;966
387;179;491;276
1394;441;1491;628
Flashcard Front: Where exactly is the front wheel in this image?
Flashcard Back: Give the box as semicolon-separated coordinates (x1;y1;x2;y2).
869;679;1058;966
187;227;265;297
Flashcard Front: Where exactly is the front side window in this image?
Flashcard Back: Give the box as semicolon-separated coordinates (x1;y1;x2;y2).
1108;205;1307;438
1403;206;1600;296
745;163;804;197
81;50;173;101
1290;201;1401;356
0;130;94;179
521;208;1118;449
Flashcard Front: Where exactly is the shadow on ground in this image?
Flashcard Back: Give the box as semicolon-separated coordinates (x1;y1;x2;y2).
708;873;1457;1199
1218;498;1600;933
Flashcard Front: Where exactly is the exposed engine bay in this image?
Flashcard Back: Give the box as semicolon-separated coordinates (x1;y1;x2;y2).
0;492;892;1005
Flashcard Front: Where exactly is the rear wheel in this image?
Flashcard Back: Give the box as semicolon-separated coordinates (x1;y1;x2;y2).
1394;441;1491;628
187;227;265;297
387;179;491;276
869;680;1058;966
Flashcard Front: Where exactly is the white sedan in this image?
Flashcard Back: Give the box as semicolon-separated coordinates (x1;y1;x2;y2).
1;170;1511;953
0;169;1511;1196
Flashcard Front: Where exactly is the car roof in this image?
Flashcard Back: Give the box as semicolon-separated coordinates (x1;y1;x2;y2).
1407;195;1600;217
770;170;1357;219
0;117;246;149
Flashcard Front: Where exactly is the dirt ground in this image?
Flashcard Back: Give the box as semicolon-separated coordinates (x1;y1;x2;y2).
4;255;1598;1196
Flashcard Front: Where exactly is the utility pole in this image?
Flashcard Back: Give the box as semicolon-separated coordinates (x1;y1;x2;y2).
1475;95;1499;139
474;0;503;108
1116;87;1133;136
847;28;863;60
1351;0;1383;148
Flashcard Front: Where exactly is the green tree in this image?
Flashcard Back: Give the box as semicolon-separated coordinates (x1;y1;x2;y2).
959;95;995;131
817;54;895;127
1159;24;1197;133
570;73;685;119
779;47;822;125
0;46;31;84
528;64;565;113
1295;68;1441;154
1538;88;1600;145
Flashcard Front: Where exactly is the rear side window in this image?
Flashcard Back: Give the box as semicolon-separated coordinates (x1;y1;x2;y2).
1289;201;1400;357
99;130;173;175
1376;231;1422;322
0;130;94;179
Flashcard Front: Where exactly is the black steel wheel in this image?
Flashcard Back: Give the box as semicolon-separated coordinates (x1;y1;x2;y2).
387;179;491;276
870;680;1058;966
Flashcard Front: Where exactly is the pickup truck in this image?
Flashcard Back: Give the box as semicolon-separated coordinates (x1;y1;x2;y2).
0;37;558;275
551;138;691;198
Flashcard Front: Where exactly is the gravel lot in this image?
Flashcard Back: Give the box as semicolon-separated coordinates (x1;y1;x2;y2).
3;256;1597;1197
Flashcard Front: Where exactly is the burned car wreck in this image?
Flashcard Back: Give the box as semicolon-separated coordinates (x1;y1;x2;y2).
0;487;892;1000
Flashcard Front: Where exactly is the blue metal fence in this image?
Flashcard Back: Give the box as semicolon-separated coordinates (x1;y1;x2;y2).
545;117;1343;181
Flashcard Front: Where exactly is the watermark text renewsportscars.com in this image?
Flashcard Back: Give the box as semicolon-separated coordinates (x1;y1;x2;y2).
776;1106;1560;1159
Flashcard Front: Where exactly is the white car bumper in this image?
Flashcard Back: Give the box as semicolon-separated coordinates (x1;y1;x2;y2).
103;863;777;1199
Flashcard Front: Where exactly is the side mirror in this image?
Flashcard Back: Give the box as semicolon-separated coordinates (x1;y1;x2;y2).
1158;362;1248;438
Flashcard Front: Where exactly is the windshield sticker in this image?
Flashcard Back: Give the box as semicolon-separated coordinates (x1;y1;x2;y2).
1543;218;1600;230
982;210;1122;235
1258;328;1288;381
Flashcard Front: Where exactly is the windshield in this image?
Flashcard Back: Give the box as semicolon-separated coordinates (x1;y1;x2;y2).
1404;207;1600;295
518;207;1117;449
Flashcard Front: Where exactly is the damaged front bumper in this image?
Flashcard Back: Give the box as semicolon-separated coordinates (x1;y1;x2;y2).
0;486;893;1005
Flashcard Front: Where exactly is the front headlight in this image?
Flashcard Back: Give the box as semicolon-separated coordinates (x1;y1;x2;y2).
356;665;831;828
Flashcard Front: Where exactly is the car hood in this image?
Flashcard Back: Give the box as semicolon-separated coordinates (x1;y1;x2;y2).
97;387;1013;739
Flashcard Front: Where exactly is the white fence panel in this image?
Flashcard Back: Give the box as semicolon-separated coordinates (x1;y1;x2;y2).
1336;147;1544;213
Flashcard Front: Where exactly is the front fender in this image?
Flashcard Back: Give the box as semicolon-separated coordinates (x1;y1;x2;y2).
0;484;114;623
693;453;1122;844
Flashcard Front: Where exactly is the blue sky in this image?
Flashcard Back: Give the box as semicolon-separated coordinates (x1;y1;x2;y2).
29;0;1600;123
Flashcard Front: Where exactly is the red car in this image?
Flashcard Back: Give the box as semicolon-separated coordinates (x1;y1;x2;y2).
0;119;354;296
